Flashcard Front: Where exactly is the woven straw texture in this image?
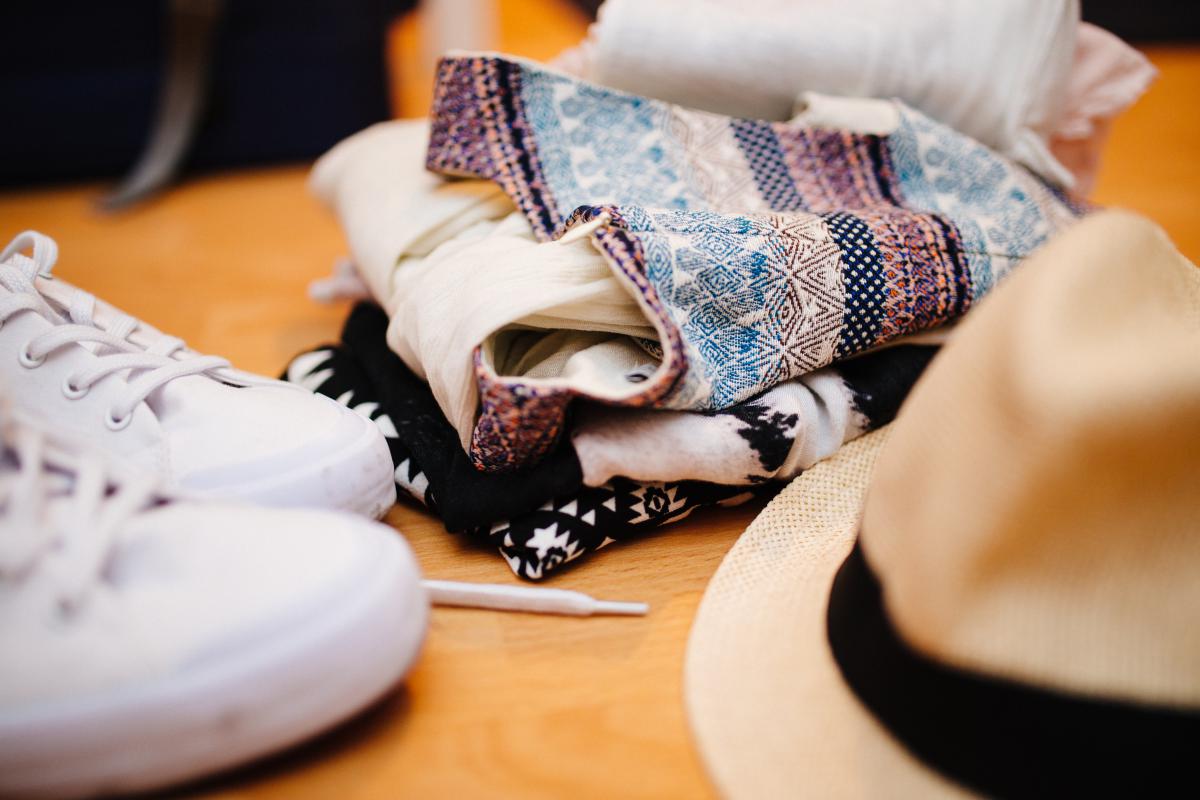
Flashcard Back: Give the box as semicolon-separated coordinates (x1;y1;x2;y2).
684;427;966;798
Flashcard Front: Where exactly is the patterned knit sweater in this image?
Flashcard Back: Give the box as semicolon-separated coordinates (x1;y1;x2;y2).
425;54;1082;471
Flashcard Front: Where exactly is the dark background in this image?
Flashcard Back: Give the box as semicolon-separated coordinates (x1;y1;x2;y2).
1;0;1195;188
1082;0;1200;41
566;0;1200;41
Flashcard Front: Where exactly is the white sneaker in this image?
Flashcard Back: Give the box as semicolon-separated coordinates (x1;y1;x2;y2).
0;405;429;799
0;231;396;518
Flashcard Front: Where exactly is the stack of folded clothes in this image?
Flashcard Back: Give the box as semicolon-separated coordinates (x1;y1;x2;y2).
285;0;1155;580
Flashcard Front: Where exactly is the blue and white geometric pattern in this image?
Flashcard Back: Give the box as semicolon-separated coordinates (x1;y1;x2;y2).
521;69;699;216
425;54;1082;471
731;119;808;212
623;207;844;408
888;107;1077;295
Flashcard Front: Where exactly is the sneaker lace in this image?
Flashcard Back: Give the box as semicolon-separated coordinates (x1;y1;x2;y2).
0;231;233;426
0;409;157;613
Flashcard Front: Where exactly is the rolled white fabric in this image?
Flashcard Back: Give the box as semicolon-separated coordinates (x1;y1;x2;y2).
310;120;659;449
571;0;1079;186
309;119;510;304
388;211;657;448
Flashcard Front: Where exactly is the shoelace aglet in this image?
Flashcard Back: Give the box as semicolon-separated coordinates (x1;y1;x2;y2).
589;599;650;616
422;579;648;617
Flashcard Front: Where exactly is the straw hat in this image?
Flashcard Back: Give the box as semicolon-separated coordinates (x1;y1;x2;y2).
685;210;1200;798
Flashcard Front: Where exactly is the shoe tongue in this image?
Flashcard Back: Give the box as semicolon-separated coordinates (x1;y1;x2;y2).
148;375;316;486
142;374;216;421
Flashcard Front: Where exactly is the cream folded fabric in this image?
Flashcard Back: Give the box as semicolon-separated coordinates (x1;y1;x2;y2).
309;119;509;304
563;0;1080;187
310;121;658;448
390;211;658;447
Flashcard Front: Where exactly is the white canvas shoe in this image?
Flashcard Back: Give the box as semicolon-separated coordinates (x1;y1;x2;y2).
0;231;396;518
0;406;429;799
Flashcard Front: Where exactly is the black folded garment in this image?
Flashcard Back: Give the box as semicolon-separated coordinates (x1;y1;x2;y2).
284;303;768;579
283;303;937;580
291;302;586;532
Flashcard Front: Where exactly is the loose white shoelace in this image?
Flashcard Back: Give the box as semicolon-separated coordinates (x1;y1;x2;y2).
0;412;156;614
0;231;231;429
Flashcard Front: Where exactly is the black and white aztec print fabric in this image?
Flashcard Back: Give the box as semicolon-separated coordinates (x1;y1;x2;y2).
480;479;768;580
282;303;768;579
571;343;938;487
284;350;581;531
297;304;588;533
283;304;936;579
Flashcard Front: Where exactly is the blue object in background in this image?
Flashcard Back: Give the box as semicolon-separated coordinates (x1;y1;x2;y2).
0;0;413;187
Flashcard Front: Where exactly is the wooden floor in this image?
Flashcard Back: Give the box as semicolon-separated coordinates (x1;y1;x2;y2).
0;3;1197;797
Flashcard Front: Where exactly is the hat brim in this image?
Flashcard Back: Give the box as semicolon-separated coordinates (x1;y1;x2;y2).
684;428;969;798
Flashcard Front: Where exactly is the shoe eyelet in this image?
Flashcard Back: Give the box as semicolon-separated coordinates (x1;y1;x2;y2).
18;347;45;368
62;378;89;400
105;408;133;431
